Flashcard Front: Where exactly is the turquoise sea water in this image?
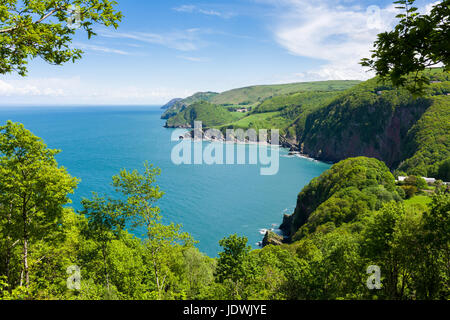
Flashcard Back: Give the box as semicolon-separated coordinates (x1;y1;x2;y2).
0;106;330;256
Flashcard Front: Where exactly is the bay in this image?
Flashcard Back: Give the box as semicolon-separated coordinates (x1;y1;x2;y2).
0;106;330;256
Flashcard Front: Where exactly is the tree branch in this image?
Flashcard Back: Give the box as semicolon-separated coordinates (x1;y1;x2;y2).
0;7;64;34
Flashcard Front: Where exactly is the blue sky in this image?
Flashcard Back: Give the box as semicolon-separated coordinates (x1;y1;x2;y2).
0;0;440;105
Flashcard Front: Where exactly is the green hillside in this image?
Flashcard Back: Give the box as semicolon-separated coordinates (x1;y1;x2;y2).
2;121;448;300
397;95;450;177
164;90;342;134
219;111;290;132
161;98;182;110
275;156;449;300
162;70;449;178
298;70;450;177
165;101;245;128
245;91;344;138
161;92;218;119
280;157;401;241
163;81;359;134
209;80;361;106
252;91;337;114
162;80;360;120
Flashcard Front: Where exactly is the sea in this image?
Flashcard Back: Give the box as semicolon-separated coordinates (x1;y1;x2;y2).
0;106;330;256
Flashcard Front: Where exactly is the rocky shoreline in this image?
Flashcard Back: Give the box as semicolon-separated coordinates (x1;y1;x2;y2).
168;126;327;247
176;128;280;147
173;127;321;159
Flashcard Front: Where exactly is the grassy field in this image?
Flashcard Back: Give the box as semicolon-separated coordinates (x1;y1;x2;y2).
161;92;219;119
209;80;361;106
163;80;362;131
163;80;362;121
218;111;292;131
166;101;247;128
404;195;433;211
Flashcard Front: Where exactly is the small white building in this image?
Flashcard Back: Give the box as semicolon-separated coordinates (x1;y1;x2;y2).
423;177;437;184
397;176;436;185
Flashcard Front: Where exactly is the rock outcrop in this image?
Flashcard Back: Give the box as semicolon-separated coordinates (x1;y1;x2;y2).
262;231;284;247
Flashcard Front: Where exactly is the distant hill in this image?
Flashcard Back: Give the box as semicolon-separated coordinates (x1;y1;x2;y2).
161;98;182;110
221;90;344;136
161;69;449;178
208;80;361;106
165;101;244;128
161;92;218;119
161;80;360;120
280;157;401;241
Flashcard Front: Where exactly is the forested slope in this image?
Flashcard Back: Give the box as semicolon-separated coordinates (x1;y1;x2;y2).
1;121;449;301
162;71;449;178
161;92;218;119
298;70;449;177
161;80;360;123
280;157;401;240
165;101;245;128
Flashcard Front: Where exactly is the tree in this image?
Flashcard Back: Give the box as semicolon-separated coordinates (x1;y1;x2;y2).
79;194;125;291
215;234;256;299
361;202;406;299
216;235;251;284
361;0;449;95
437;158;450;182
0;0;122;76
419;194;450;299
112;162;193;299
0;121;78;289
182;247;215;299
403;175;428;190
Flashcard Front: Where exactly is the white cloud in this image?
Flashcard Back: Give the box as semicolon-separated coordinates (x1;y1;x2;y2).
0;78;74;97
177;55;210;62
173;5;196;13
0;80;18;95
82;86;194;103
198;9;223;17
0;77;194;105
173;4;234;18
73;43;130;55
425;1;442;14
261;0;439;81
98;28;208;52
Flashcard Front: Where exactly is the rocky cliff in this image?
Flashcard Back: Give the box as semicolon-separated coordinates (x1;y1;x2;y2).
299;93;432;169
291;73;449;176
280;157;400;241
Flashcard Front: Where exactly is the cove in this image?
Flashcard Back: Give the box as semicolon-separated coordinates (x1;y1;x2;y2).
0;105;331;256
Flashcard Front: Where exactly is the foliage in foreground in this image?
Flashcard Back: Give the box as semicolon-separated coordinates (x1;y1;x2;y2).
0;122;448;300
361;0;449;95
0;0;122;76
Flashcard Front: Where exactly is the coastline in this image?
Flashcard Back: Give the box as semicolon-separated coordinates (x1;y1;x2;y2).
166;124;330;248
174;129;322;162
